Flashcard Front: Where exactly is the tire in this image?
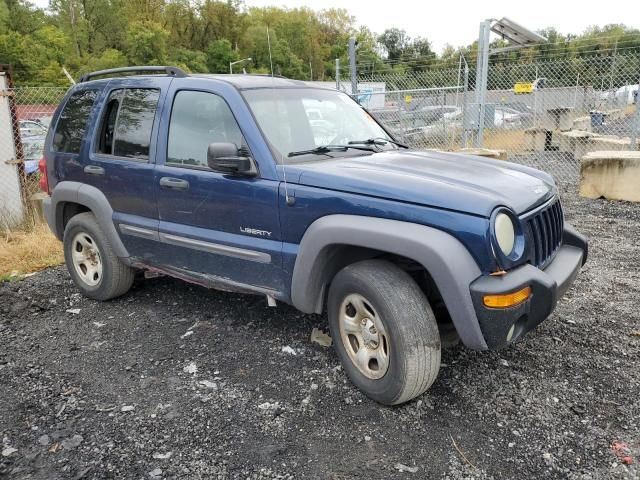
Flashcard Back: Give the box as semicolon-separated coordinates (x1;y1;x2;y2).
327;260;441;405
63;212;134;301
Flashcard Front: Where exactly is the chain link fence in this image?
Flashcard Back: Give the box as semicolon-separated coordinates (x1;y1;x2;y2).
0;71;66;230
1;54;639;230
358;53;640;187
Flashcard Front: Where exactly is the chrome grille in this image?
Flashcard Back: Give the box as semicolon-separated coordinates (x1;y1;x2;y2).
525;199;564;269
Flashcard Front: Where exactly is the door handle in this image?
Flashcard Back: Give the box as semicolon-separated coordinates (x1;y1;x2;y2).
160;177;190;191
84;165;105;175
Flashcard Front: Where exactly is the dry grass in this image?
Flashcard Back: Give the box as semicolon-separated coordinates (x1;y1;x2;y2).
483;129;527;153
0;221;63;278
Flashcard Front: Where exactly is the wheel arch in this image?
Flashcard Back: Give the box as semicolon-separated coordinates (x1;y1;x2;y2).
290;214;489;350
49;181;129;258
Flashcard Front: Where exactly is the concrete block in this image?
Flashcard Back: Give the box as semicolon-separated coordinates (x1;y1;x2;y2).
546;107;574;131
457;147;508;160
580;150;640;202
605;109;622;121
592;136;631;152
524;128;549;151
572;116;592;132
558;130;599;159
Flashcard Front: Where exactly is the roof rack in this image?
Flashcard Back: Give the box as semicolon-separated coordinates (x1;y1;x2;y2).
78;66;188;83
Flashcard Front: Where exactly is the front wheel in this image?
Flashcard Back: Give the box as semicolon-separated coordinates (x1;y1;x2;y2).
328;260;441;405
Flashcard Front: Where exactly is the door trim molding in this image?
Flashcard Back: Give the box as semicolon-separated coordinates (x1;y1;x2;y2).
159;232;271;264
119;224;160;241
118;224;271;264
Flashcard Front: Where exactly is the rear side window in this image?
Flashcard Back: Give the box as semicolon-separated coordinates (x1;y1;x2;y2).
52;90;98;154
97;88;160;160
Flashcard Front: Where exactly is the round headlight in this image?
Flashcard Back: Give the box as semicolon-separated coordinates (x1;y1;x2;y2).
494;213;515;255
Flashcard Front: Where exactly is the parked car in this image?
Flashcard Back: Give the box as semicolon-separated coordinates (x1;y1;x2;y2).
19;119;48;138
41;66;588;405
494;106;526;129
22;135;46;174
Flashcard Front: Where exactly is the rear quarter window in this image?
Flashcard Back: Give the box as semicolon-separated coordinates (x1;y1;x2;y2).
52;90;98;154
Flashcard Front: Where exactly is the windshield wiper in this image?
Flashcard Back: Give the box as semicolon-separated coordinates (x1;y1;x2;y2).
287;144;377;158
348;137;409;149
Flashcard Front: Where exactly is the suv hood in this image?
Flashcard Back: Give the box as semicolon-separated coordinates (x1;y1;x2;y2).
284;150;556;217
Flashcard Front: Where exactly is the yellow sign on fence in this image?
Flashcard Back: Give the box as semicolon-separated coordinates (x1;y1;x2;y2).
514;82;534;94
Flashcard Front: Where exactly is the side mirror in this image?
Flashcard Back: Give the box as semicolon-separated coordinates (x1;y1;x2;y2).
207;143;255;175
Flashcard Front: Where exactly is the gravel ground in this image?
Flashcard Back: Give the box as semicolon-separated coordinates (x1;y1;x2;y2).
1;190;639;480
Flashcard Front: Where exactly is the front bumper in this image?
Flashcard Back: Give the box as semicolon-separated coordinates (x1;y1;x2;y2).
469;224;588;349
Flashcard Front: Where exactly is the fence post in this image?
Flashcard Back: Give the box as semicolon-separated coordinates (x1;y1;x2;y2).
474;20;491;147
461;57;470;148
630;77;640;151
349;37;358;98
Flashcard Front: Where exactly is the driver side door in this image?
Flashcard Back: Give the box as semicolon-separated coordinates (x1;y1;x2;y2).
152;84;285;293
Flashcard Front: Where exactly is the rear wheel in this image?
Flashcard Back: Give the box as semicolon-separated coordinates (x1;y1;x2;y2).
328;260;441;405
63;212;134;301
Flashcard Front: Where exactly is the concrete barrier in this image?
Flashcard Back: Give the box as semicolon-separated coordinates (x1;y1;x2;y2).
572;116;592;132
457;147;508;160
592;135;631;152
524;128;549;151
545;107;574;131
558;130;598;160
605;109;622;121
580;150;640;202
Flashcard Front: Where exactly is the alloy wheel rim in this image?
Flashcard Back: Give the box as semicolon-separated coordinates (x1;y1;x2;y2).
338;293;390;380
71;232;102;287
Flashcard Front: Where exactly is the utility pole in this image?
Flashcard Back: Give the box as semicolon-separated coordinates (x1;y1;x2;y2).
309;61;313;81
335;58;340;90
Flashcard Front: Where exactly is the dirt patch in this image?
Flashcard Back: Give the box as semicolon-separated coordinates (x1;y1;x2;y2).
1;190;639;479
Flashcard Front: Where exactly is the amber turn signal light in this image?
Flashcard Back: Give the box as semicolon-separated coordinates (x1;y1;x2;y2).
483;286;532;308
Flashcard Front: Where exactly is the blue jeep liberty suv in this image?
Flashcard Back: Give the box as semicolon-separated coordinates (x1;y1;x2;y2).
40;66;588;405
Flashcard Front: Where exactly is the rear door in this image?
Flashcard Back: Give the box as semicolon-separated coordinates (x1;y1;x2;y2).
83;77;171;260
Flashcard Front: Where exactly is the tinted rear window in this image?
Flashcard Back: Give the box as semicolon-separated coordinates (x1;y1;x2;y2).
52;90;98;153
95;88;160;160
113;89;160;159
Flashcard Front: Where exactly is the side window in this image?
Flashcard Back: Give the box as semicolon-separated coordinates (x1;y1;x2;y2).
52;90;98;153
167;91;244;168
97;88;160;160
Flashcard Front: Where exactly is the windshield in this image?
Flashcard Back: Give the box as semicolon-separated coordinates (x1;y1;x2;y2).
242;87;396;161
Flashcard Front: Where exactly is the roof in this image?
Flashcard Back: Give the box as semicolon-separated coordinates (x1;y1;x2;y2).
77;73;311;91
76;66;312;90
192;74;309;89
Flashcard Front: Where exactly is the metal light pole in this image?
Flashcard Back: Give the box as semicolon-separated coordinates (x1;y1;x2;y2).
229;57;252;74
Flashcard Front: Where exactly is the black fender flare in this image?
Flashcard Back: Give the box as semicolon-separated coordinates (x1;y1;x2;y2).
45;181;129;258
290;214;488;350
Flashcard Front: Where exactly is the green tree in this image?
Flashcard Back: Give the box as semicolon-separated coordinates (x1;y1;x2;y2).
171;48;208;73
126;20;169;64
206;38;238;73
378;28;409;61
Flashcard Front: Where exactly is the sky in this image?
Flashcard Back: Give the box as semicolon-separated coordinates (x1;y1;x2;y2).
243;0;636;53
31;0;636;54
